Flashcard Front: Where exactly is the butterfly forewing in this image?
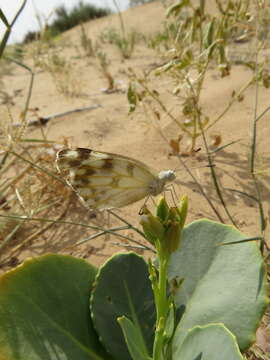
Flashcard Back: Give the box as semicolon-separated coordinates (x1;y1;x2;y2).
56;148;159;210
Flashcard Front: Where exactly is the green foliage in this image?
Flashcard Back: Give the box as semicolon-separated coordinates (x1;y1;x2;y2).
140;196;187;254
52;2;110;34
99;27;142;59
113;31;137;59
0;254;107;359
148;23;179;50
4;44;25;62
0;218;267;360
174;324;243;360
96;50;115;91
23;1;110;43
35;51;82;97
23;30;37;43
168;219;268;352
0;2;269;360
79;23;94;57
91;253;155;360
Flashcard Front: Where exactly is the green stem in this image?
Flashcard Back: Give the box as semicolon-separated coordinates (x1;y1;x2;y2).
5;57;34;122
199;115;238;228
0;0;27;58
153;249;169;360
0;214;144;247
138;79;192;136
112;0;126;40
177;154;224;223
108;209;146;239
205;77;254;132
249;17;266;253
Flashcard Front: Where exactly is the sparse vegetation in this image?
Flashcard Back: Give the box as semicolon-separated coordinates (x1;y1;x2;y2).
99;27;141;59
79;22;94;57
147;22;179;50
128;0;270;154
23;1;110;43
41;52;82;97
96;50;115;92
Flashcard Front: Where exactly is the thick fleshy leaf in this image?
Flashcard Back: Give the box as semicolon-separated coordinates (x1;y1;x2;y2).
173;323;243;360
118;316;151;360
0;254;108;360
168;219;268;351
90;252;156;360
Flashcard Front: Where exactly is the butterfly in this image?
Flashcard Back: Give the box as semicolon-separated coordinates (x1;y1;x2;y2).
56;148;176;210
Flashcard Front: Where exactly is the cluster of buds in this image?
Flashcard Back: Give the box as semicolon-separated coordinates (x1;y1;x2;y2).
140;196;188;256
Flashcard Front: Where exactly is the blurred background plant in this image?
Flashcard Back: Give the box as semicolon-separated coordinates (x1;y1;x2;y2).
23;1;110;44
128;0;270;154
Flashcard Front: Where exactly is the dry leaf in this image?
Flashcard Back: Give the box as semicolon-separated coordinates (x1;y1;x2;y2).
210;134;222;148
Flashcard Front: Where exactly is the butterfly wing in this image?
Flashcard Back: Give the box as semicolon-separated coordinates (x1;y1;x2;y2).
56;148;159;210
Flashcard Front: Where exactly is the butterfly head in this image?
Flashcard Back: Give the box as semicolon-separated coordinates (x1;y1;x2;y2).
158;170;176;182
148;170;176;196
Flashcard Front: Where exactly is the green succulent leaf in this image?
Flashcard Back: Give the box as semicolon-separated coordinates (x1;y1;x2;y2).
173;323;243;360
90;252;156;360
168;219;269;351
163;303;175;342
0;254;108;360
118;316;152;360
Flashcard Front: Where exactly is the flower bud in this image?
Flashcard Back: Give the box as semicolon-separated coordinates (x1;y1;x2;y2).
140;211;165;245
164;221;181;254
156;196;170;222
178;195;188;228
167;207;180;222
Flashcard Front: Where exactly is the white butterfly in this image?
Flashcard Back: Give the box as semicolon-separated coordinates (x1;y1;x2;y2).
56;148;176;210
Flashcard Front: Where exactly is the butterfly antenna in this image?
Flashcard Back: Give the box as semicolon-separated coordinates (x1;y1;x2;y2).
174;163;215;173
172;147;212;172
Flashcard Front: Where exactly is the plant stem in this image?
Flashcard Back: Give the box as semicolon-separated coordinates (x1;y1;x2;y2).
186;57;237;226
177;155;225;223
0;213;143;246
8;150;64;183
199;115;238;228
205;77;254;132
153;249;169;360
75;225;154;252
108;209;146;239
0;0;27;58
255;103;270;123
5;58;34;123
137;79;193;136
112;0;126;40
249;14;266;253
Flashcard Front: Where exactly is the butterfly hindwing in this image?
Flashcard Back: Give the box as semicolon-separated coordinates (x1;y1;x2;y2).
56;148;158;209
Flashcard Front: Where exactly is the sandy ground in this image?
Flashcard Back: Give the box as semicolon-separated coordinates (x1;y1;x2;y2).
0;1;269;258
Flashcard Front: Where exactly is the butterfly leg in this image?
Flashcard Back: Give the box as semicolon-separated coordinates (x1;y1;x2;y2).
138;194;160;214
105;209;111;242
138;195;151;214
164;183;179;207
